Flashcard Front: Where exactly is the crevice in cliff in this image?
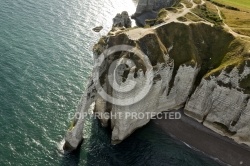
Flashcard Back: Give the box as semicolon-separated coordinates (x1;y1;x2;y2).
240;75;250;94
198;85;216;123
166;66;179;96
230;96;250;128
213;122;237;136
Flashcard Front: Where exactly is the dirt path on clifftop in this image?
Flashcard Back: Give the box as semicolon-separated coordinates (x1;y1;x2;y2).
153;0;213;29
215;5;250;40
151;0;250;41
126;0;212;41
126;0;250;41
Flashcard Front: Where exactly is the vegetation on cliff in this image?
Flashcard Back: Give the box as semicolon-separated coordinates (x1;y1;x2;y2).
205;0;250;37
93;0;250;93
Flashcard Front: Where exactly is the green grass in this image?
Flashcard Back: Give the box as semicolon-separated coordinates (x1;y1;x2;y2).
155;9;168;24
184;12;204;22
193;0;202;4
181;0;193;8
205;0;250;37
192;4;223;25
68;120;76;131
177;16;188;22
212;0;250;10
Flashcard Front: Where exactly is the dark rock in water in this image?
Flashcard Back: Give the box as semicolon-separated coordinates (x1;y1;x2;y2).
112;11;132;28
63;141;75;152
63;138;84;152
92;26;103;32
132;0;178;26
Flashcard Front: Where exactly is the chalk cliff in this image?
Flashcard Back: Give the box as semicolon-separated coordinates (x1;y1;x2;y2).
63;0;250;152
185;63;250;146
89;21;250;146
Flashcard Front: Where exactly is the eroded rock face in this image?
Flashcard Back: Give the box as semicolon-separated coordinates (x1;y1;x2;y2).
109;63;201;143
185;64;250;146
158;65;200;112
64;20;250;151
132;0;177;26
112;11;132;28
110;71;162;143
93;28;172;143
231;100;250;146
92;22;250;145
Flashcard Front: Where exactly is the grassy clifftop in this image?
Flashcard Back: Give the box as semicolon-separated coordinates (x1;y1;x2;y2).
155;22;250;86
206;0;250;37
212;0;250;10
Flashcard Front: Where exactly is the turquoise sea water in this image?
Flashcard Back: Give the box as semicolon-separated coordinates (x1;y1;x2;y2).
0;0;221;165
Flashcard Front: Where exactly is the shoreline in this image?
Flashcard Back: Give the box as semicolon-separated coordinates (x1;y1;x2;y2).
152;110;250;166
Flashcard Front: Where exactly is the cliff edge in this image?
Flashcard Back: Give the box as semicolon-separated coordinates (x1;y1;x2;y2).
63;0;250;157
92;21;250;146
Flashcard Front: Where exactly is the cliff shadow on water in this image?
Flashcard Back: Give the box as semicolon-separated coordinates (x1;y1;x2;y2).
61;116;222;166
87;119;223;166
60;146;81;166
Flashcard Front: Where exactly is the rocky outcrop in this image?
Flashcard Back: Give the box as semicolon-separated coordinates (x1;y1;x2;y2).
63;79;97;151
157;65;200;112
112;11;132;28
132;0;178;26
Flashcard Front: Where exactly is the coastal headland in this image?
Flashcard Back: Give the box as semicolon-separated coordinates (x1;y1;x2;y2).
63;1;250;165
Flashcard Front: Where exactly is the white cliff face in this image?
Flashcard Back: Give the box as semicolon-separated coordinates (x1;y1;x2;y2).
95;95;109;127
108;60;200;143
92;31;250;145
64;79;97;151
185;65;250;146
231;100;250;146
158;65;200;112
184;79;216;122
108;60;164;142
111;77;162;143
64;19;250;151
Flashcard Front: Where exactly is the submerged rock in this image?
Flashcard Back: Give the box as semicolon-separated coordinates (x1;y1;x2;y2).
92;26;103;32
